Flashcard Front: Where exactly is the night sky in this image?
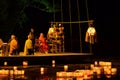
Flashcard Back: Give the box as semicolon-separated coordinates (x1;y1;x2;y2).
96;1;120;55
0;0;120;55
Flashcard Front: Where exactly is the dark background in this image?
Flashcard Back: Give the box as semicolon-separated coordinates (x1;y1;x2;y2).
0;0;119;56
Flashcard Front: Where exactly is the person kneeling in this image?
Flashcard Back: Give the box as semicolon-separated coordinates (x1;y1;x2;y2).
24;35;34;55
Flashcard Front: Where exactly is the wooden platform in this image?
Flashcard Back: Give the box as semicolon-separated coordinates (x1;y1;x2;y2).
0;52;93;66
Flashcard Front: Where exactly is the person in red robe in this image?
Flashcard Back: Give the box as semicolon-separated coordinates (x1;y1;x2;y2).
38;33;48;53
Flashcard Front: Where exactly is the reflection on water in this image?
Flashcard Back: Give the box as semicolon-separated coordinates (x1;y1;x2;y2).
0;61;119;80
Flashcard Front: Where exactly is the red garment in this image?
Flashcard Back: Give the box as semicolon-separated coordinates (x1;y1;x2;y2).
38;34;48;53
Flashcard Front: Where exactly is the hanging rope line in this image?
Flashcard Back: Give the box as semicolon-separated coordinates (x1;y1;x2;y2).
53;0;55;22
68;0;73;52
85;0;92;53
85;0;90;24
50;0;94;53
60;0;65;52
77;0;82;53
50;20;93;24
60;0;63;23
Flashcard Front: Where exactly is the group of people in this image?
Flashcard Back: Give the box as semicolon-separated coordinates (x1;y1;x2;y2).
0;27;49;56
23;23;64;55
0;23;64;56
47;23;64;53
0;35;18;56
24;28;48;55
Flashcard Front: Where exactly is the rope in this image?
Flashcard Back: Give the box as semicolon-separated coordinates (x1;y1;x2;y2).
60;0;63;23
53;0;55;22
60;0;65;52
85;0;92;53
50;20;93;24
77;0;82;53
68;0;73;52
85;0;90;24
51;0;94;53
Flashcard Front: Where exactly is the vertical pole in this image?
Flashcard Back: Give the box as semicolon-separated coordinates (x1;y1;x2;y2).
53;0;55;22
60;0;65;52
77;0;82;53
68;0;72;52
85;0;92;53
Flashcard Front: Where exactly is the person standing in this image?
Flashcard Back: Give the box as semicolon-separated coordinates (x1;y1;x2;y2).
29;28;35;52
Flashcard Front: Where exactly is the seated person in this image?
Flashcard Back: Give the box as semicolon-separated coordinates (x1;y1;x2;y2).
9;35;18;55
0;38;3;54
24;35;34;55
0;38;3;50
38;33;48;53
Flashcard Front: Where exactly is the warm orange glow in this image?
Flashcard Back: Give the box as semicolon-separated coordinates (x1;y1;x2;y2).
64;65;68;71
87;27;96;36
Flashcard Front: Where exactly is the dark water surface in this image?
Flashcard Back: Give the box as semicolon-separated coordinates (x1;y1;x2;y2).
0;61;120;80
